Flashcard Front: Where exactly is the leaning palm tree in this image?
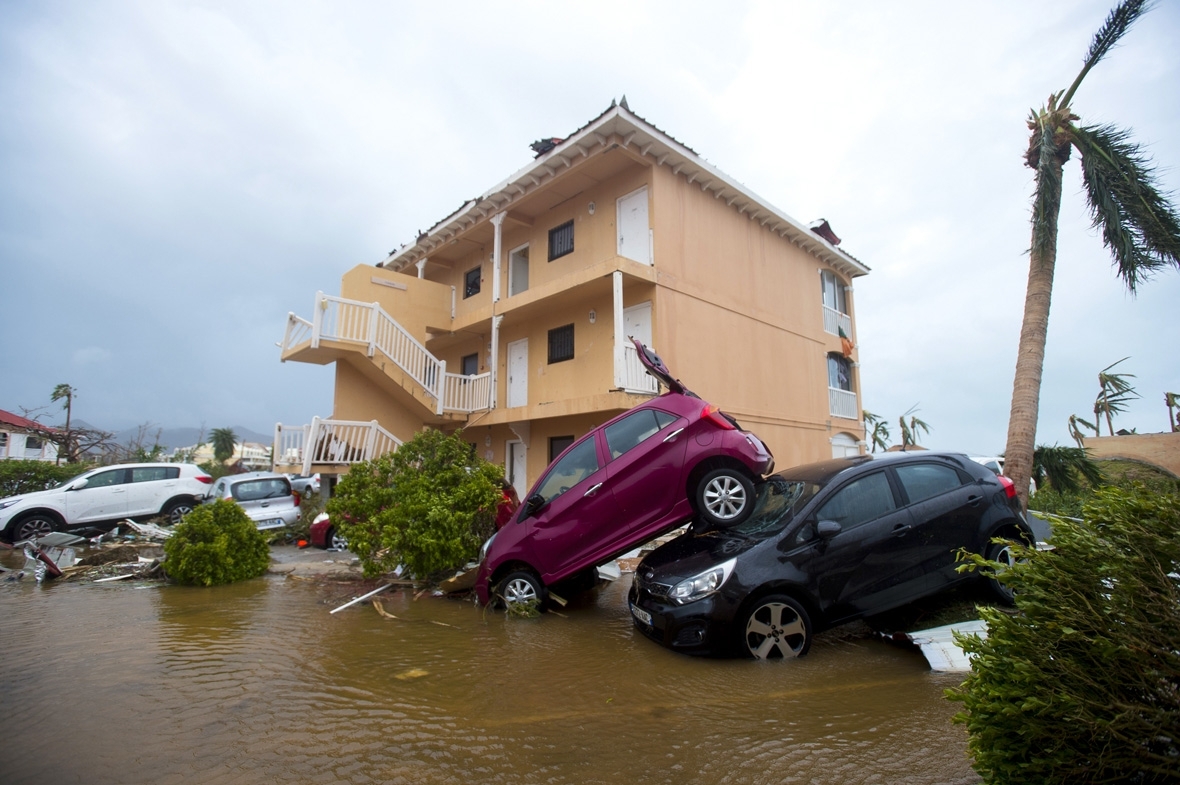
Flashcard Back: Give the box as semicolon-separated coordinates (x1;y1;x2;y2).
210;427;238;463
1093;357;1138;435
897;405;930;450
1003;0;1180;507
50;384;76;464
862;410;891;453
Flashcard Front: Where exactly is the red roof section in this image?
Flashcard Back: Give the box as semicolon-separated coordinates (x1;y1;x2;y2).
0;408;56;433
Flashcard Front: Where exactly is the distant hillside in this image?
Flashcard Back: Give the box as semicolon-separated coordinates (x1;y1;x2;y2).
70;421;272;451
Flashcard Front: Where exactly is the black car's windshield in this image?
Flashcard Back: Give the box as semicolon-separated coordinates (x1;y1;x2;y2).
730;476;821;537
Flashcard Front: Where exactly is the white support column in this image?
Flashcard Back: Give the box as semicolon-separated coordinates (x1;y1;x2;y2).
415;258;427;279
612;271;625;389
490;315;503;410
491;212;505;303
311;291;325;349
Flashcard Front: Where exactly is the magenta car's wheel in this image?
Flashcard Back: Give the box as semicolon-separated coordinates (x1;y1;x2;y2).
697;469;755;526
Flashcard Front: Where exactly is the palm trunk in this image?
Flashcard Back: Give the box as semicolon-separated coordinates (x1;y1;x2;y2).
1004;128;1070;510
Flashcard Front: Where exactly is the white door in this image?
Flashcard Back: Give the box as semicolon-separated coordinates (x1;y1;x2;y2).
507;440;528;500
507;338;528;408
617;187;651;265
624;301;652;346
509;244;529;296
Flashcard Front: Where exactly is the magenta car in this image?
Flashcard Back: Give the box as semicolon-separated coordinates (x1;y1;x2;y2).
475;339;774;607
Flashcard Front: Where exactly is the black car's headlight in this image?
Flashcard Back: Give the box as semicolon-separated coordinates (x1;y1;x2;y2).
668;558;736;605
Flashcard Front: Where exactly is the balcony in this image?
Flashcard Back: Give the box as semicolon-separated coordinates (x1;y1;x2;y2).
281;293;492;416
823;306;852;338
273;418;403;476
829;388;858;420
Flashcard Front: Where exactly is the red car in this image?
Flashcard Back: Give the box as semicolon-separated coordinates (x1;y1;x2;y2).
475;339;774;607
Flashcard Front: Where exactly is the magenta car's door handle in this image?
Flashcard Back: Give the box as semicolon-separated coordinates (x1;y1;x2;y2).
662;428;685;443
584;483;603;497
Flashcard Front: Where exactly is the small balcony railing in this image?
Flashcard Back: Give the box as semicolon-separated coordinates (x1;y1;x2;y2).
273;418;403;476
281;293;493;415
617;343;659;394
822;306;852;338
829;388;858;420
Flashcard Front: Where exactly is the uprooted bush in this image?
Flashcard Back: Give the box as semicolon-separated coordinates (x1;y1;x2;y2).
326;428;503;580
162;499;271;586
949;485;1180;783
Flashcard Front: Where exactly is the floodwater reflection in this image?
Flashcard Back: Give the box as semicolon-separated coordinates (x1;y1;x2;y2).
0;560;980;784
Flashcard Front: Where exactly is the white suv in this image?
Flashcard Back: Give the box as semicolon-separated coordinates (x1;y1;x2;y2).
0;463;213;543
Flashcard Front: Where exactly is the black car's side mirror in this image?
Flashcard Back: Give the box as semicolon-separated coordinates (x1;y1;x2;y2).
816;519;842;539
521;493;546;519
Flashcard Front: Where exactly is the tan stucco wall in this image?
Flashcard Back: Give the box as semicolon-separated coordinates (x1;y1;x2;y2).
1082;432;1180;477
340;265;453;341
300;149;864;488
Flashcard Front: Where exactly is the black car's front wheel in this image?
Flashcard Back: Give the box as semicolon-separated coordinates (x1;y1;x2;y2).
697;468;755;526
739;595;812;660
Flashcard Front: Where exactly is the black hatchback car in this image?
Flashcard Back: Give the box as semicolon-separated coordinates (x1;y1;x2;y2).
628;451;1031;659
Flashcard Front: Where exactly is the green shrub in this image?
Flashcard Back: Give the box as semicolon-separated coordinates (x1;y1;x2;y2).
0;460;96;498
327;428;502;579
949;485;1180;783
162;500;271;586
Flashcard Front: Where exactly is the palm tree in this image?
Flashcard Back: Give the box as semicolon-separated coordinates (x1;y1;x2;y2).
897;405;930;450
1067;413;1099;448
1003;0;1180;507
1166;392;1179;432
1093;357;1138;435
1032;444;1104;495
210;427;238;463
862;410;891;453
50;384;76;464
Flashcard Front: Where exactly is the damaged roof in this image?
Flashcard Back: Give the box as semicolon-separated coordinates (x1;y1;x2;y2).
381;98;868;279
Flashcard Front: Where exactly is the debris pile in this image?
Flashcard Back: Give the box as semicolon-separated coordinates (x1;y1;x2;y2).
1;520;173;584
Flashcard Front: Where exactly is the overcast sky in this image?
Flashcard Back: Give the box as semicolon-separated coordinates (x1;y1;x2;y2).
2;0;1177;456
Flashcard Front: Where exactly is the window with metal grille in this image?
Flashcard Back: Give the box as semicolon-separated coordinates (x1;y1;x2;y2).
548;220;574;261
548;324;574;364
464;266;481;298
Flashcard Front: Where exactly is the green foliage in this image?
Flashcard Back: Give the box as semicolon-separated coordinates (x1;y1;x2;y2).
0;460;96;498
1032;444;1104;494
1027;487;1088;518
327;429;502;579
197;460;233;482
210;427;238;463
162;499;271;586
949;485;1180;783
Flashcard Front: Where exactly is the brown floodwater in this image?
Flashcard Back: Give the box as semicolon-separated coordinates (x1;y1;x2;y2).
0;549;980;785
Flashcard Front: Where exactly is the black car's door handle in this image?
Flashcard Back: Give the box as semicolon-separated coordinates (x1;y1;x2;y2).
891;523;911;537
967;494;983;506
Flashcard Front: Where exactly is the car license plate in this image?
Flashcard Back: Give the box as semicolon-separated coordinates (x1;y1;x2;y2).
630;603;652;626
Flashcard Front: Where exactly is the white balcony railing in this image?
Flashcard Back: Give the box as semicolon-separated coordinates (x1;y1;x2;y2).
443;372;493;412
618;343;659;394
281;293;493;415
273;418;403;476
829;388;858;420
822;306;852;338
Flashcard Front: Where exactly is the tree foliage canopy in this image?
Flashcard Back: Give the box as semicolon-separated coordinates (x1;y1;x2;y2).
326;428;503;579
162;499;271;586
950;485;1180;783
